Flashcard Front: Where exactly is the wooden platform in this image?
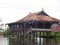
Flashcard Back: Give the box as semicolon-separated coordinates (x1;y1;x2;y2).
25;28;52;34
31;28;52;32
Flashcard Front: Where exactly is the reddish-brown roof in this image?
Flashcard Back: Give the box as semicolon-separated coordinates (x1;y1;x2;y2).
16;11;60;22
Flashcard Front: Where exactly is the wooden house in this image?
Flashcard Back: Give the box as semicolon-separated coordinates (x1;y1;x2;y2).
8;10;60;45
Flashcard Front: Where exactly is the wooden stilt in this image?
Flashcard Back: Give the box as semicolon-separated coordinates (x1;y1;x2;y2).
29;32;31;45
18;32;20;45
36;32;37;43
31;31;33;45
27;34;29;45
39;32;41;45
17;32;18;45
32;32;35;43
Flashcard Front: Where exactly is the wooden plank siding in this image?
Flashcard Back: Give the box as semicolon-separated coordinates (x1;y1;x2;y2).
9;27;23;32
52;26;60;32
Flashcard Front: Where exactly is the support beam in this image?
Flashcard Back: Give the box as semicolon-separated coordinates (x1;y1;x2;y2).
31;31;33;45
39;32;41;45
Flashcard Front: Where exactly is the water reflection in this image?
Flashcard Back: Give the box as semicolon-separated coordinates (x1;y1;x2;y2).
9;36;60;45
1;35;60;45
36;37;60;45
37;37;43;45
0;35;9;45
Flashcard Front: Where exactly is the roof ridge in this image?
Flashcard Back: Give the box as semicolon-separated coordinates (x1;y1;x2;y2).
37;9;49;16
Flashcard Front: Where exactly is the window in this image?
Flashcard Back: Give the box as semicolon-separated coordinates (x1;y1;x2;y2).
37;22;43;28
17;25;19;27
45;23;51;29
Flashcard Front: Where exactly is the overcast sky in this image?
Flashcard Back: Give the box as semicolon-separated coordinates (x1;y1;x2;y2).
0;0;60;24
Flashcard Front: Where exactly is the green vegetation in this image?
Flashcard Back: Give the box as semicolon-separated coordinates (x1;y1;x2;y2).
3;28;10;35
3;28;18;45
54;32;60;42
3;29;60;37
3;28;15;37
3;28;60;42
3;29;60;35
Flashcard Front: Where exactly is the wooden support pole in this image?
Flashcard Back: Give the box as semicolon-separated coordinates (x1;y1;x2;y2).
19;32;21;45
20;32;22;45
31;31;33;45
39;32;41;45
18;32;20;45
17;32;19;45
36;32;37;42
28;33;29;45
43;32;44;37
29;32;31;45
32;32;34;43
49;32;51;37
23;22;26;45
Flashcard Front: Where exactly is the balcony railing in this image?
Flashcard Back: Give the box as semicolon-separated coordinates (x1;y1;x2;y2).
9;26;52;33
9;27;23;32
31;28;52;32
24;27;52;34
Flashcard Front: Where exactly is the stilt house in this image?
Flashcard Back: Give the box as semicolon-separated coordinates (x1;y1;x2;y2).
8;10;60;45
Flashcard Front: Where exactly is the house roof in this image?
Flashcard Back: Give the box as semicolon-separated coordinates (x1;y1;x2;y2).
16;10;60;23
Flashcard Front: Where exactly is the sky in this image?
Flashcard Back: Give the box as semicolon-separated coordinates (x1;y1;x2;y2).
0;0;60;24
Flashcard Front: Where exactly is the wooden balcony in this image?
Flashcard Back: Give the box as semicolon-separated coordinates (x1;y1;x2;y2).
31;28;52;32
25;28;52;34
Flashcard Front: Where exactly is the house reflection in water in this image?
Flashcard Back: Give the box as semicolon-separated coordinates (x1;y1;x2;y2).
8;9;60;45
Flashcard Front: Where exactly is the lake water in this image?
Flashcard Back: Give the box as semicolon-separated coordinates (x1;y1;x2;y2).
26;37;60;45
0;35;60;45
0;35;9;45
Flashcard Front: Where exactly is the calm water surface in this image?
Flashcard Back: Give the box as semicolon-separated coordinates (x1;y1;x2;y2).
0;35;9;45
0;35;60;45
